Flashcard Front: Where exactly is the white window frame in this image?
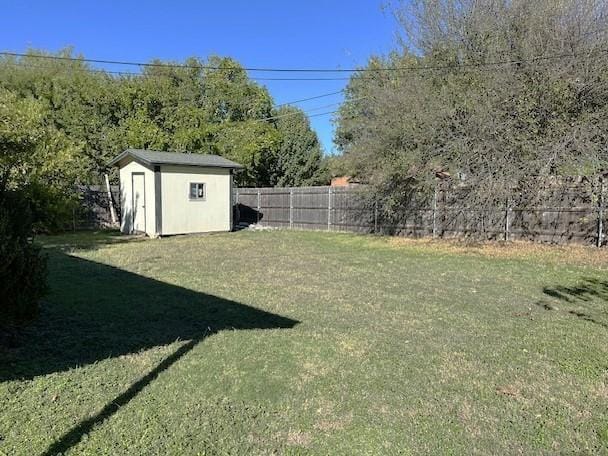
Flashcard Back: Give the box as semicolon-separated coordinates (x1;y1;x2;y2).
189;182;206;201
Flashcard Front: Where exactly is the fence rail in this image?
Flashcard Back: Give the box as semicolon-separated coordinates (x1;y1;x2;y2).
235;182;608;246
77;181;607;246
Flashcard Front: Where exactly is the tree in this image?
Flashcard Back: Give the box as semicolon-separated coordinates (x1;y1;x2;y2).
335;0;608;225
0;90;46;189
273;106;326;186
213;120;281;186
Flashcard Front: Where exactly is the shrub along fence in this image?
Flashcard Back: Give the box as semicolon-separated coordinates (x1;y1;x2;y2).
235;179;608;246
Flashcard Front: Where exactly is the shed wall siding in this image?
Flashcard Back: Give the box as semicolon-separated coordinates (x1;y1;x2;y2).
119;159;156;236
160;165;231;235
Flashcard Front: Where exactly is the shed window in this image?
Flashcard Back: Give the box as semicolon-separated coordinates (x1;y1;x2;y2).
189;183;206;200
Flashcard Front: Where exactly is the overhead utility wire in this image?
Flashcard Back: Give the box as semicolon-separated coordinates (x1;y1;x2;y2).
1;61;353;81
274;90;345;107
1;62;349;110
259;98;364;121
3;48;606;82
1;61;341;122
300;110;339;118
3;51;599;82
0;51;362;72
1;48;606;74
255;109;339;123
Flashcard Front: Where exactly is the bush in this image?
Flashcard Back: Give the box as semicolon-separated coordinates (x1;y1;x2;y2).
25;182;81;234
0;190;48;324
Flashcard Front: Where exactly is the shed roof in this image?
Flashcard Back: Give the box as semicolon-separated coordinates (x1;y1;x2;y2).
109;149;243;169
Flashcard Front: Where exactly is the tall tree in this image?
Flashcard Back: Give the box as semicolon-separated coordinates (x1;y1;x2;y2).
273;106;325;186
335;0;608;218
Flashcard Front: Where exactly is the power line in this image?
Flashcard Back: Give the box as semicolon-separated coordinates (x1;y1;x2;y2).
0;61;348;110
302;110;339;118
2;53;593;83
274;90;344;107
1;61;138;77
1;60;355;82
252;76;351;81
256;109;338;123
0;60;341;122
259;100;357;122
3;48;605;82
1;48;606;75
0;51;357;73
0;60;351;81
4;46;604;117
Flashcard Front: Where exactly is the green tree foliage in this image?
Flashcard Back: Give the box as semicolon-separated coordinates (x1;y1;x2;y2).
213;120;281;186
0;89;46;189
0;89;48;323
0;50;324;188
273;106;326;186
335;0;608;213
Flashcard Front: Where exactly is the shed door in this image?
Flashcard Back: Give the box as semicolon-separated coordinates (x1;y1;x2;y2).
132;172;146;233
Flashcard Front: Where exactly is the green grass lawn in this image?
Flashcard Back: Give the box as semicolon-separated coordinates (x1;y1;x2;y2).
1;230;607;455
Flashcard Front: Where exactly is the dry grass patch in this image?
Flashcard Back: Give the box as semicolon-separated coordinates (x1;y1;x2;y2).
387;237;608;267
286;429;312;447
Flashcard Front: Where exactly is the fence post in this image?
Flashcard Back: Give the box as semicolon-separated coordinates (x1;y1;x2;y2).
257;189;261;224
504;195;511;242
598;177;604;248
432;184;438;238
289;188;293;229
327;186;332;231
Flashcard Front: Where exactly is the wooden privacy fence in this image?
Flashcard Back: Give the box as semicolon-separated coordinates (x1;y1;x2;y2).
235;186;373;232
235;181;608;246
75;185;120;230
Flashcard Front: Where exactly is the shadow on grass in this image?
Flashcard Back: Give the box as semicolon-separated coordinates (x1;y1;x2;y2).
0;245;298;455
537;278;608;329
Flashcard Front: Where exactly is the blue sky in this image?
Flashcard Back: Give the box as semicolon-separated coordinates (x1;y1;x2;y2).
0;1;398;154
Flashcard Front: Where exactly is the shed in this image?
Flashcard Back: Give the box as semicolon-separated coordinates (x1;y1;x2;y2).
109;149;243;237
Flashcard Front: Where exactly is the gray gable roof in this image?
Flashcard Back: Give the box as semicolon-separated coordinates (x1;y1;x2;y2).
109;149;243;169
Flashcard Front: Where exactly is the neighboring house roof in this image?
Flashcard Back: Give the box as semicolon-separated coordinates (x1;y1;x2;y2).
330;176;363;187
109;149;244;169
331;176;353;187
